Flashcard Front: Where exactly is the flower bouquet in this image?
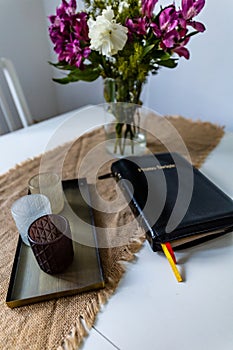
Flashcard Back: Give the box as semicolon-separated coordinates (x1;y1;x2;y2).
49;0;206;155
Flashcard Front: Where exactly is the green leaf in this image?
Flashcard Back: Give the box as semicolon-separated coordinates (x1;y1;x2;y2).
71;66;101;82
186;30;199;38
49;61;77;71
52;77;72;84
52;65;101;84
153;50;171;60
157;59;178;68
142;45;155;58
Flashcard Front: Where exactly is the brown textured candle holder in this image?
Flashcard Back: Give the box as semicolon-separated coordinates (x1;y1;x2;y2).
28;214;74;274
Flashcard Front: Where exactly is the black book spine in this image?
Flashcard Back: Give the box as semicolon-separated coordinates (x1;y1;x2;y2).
113;171;159;251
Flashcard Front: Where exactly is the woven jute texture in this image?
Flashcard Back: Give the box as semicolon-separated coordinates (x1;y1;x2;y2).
0;115;224;350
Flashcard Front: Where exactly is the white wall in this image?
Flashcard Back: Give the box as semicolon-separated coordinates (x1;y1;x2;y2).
0;0;58;132
42;0;103;115
146;0;233;130
1;1;232;133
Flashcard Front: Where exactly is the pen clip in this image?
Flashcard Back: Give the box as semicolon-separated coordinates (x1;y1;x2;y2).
98;173;114;180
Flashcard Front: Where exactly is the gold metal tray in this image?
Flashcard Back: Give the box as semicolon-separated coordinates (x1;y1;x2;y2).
6;178;105;308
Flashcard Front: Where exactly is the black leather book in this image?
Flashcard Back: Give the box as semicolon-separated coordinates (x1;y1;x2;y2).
111;153;233;251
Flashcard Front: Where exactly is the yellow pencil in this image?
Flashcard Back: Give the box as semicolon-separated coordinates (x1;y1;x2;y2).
161;243;183;282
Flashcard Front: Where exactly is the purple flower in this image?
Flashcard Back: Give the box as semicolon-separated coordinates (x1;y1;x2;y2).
150;6;192;59
151;5;180;51
151;6;178;38
49;0;77;43
48;0;90;68
126;17;148;37
172;36;190;59
182;0;205;20
162;30;179;49
173;45;190;59
159;29;190;59
141;0;158;19
63;40;91;68
180;0;206;32
57;0;76;16
74;12;89;42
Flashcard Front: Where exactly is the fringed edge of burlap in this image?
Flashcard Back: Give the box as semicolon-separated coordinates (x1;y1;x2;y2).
58;235;145;350
166;116;225;168
0;141;73;181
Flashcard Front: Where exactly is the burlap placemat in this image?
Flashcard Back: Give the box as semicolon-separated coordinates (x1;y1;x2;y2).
0;115;224;350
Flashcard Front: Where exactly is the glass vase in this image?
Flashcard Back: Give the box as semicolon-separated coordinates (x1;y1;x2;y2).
103;78;146;157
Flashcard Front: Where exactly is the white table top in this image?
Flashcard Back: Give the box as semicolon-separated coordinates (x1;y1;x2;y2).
1;106;233;350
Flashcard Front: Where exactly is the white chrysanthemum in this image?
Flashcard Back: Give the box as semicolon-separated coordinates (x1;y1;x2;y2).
87;7;128;57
